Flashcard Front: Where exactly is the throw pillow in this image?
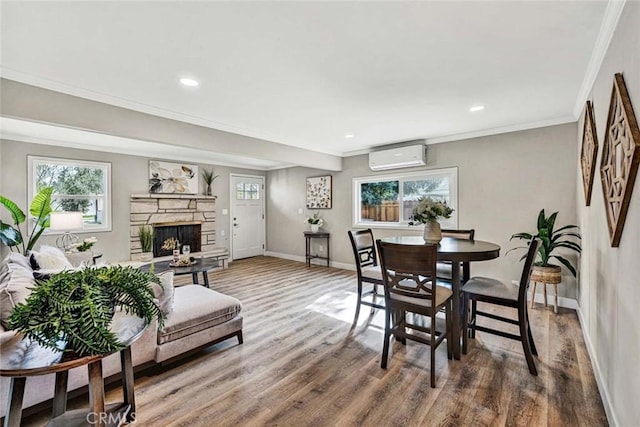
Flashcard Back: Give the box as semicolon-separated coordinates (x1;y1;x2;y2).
151;271;175;319
0;253;36;329
31;245;73;271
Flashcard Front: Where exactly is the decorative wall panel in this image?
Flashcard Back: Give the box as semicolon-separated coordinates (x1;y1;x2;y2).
600;73;640;247
581;100;599;206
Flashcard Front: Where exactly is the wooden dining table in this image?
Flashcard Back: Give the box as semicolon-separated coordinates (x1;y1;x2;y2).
380;235;501;359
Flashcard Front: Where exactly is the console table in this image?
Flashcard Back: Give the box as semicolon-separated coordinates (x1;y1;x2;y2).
1;316;147;427
304;231;330;267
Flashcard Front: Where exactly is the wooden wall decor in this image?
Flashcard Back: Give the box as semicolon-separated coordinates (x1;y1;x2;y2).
580;101;599;206
599;73;640;247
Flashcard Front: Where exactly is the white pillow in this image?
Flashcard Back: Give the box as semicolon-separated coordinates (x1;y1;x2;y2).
31;245;73;270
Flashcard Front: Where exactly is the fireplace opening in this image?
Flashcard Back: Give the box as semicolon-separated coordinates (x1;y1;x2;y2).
153;222;202;257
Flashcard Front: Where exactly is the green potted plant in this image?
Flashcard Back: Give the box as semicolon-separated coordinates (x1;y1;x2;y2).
408;196;454;243
139;225;154;261
9;266;165;357
201;168;219;197
305;212;324;233
510;209;582;282
0;187;54;255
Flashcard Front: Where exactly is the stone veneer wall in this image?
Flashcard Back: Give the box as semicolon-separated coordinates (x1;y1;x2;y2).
130;193;216;261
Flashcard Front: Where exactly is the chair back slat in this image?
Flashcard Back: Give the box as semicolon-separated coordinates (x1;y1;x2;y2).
442;229;475;241
376;241;438;302
347;229;378;274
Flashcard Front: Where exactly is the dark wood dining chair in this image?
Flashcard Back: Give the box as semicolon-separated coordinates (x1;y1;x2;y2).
437;229;475;284
347;229;385;325
376;240;453;388
462;237;541;375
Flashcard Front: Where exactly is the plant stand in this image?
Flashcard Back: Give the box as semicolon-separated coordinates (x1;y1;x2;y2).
530;265;562;313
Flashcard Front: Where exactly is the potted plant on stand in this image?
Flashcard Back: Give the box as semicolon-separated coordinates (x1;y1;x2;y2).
409;196;454;243
510;209;581;312
139;225;154;261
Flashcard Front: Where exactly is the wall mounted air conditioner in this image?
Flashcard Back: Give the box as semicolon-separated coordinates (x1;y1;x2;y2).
369;144;426;171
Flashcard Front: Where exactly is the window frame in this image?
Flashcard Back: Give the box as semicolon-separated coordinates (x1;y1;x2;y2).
352;167;458;229
28;156;112;234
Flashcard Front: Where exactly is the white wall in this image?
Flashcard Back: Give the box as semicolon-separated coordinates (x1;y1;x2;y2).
267;123;579;297
0;139;264;262
576;2;640;425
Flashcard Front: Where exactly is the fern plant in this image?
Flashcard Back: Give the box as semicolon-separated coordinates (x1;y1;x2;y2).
509;209;582;277
9;266;165;357
0;187;54;254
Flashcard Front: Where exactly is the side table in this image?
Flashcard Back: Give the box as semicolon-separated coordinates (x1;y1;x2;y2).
303;231;330;268
1;316;147;427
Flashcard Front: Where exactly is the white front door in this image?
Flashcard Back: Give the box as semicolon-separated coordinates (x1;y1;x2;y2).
231;175;265;260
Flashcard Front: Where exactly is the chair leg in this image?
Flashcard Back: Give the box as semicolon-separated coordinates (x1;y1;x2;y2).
470;298;477;339
526;308;538;356
530;281;537;308
381;308;391;369
519;307;538;376
462;294;468;355
430;313;436;388
446;302;453;360
399;311;407;345
352;280;363;326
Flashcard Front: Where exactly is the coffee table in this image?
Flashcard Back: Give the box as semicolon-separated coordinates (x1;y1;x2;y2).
139;258;219;287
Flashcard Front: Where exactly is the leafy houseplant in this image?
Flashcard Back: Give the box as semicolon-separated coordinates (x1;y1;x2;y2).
0;187;54;255
510;209;582;277
9;266;165;357
74;237;98;252
305;212;324;232
139;225;154;261
201;168;219;196
409;196;454;243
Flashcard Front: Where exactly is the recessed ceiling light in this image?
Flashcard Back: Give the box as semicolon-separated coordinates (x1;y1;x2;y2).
469;105;485;112
344;133;355;138
179;77;199;87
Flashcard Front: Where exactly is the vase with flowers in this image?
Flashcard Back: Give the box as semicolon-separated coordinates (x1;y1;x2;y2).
409;197;454;243
305;212;324;233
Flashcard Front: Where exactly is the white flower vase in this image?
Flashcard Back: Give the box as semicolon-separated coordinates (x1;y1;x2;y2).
423;220;442;243
310;224;320;233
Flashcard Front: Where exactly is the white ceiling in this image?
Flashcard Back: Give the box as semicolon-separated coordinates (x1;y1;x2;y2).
0;1;612;159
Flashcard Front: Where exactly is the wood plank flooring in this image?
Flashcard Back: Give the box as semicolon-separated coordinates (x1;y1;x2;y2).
23;256;607;426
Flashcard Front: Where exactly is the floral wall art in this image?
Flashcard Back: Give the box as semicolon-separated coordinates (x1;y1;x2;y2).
149;160;199;194
306;175;332;209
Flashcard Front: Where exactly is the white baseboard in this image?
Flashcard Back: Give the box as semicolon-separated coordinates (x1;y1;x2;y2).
264;251;354;270
576;307;618;427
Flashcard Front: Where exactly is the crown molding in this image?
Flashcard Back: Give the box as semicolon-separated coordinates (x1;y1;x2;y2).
572;0;627;118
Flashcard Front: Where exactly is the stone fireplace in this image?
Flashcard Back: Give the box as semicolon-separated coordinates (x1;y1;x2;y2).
129;194;216;261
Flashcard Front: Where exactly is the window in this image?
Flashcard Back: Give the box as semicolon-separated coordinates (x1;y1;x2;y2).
353;167;458;229
29;156;111;232
236;182;260;200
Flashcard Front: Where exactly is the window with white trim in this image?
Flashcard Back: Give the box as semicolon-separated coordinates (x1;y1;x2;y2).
29;156;112;232
353;167;458;229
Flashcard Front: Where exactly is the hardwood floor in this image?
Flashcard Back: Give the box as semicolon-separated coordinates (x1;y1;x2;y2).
24;256;607;426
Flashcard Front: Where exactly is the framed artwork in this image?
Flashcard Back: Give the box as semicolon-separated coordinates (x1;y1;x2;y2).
306;175;332;209
149;160;199;194
599;73;640;247
580;100;599;206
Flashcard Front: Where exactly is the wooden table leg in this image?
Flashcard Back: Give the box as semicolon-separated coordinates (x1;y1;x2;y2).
553;283;559;314
52;371;68;417
120;347;136;422
4;377;26;427
88;360;106;427
451;263;462;360
543;283;548;307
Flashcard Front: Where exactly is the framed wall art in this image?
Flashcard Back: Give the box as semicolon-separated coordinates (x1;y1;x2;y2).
306;175;332;209
149;160;199;194
599;73;640;247
580;100;599;206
